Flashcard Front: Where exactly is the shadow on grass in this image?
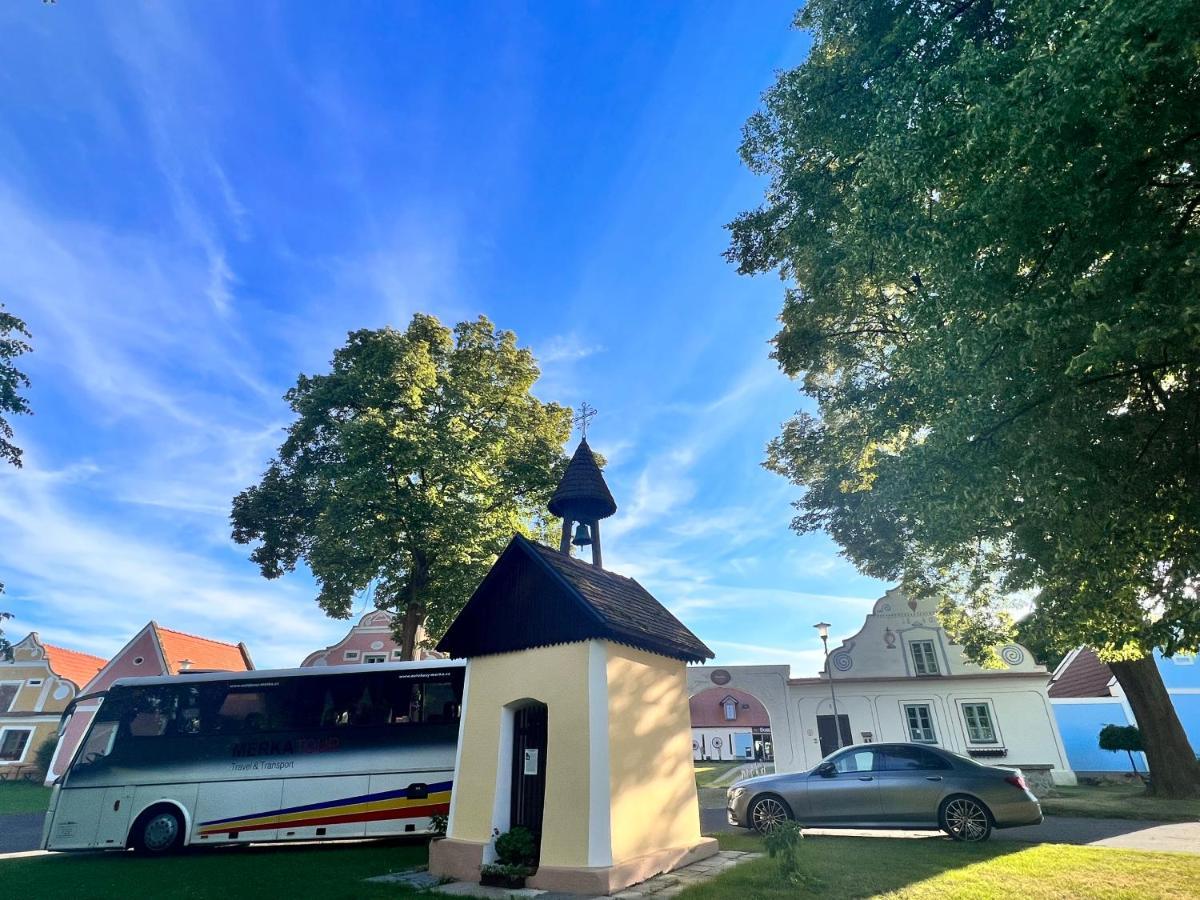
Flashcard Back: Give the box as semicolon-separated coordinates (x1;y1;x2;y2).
1;837;433;900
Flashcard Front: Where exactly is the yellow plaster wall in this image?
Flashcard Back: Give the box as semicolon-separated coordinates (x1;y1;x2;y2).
605;643;703;863
449;642;593;868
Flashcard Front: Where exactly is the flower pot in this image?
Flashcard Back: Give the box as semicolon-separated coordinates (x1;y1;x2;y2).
480;871;527;889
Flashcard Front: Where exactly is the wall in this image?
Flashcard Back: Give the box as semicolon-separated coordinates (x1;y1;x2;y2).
689;665;1074;784
692;727;755;761
447;641;593;868
605;643;703;865
1051;699;1147;773
0;638;79;774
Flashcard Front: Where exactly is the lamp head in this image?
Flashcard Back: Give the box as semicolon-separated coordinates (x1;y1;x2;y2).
813;622;831;641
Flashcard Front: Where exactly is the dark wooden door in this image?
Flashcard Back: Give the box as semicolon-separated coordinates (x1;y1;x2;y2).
510;703;548;859
816;714;853;758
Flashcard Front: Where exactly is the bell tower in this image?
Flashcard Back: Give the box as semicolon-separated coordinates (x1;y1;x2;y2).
548;437;616;568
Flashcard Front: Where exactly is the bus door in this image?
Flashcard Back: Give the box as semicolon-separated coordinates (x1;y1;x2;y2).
93;785;135;848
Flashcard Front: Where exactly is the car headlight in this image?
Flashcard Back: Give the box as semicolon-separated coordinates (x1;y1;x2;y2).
727;786;746;801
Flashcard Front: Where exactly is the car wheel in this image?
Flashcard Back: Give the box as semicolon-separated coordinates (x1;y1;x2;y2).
748;794;792;834
132;806;184;855
939;796;992;842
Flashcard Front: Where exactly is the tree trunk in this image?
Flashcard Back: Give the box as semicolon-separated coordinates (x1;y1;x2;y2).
1109;655;1200;798
397;550;430;661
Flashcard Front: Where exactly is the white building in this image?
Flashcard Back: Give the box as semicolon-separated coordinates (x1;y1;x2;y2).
687;589;1074;789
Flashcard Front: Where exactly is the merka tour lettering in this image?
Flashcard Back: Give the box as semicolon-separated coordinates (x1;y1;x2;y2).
231;736;341;758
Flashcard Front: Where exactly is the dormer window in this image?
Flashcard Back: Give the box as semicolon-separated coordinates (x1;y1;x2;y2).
910;640;940;675
722;697;738;721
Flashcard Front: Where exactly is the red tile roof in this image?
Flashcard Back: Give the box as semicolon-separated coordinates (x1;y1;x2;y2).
689;687;770;728
1048;647;1115;698
152;623;253;674
43;643;108;690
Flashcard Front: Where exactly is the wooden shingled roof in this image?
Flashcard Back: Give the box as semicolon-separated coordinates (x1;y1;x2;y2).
547;438;617;520
437;534;712;663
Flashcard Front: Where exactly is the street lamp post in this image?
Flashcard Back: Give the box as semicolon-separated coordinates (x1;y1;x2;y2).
814;622;842;751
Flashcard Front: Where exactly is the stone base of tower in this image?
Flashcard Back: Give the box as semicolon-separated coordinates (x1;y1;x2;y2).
429;836;720;896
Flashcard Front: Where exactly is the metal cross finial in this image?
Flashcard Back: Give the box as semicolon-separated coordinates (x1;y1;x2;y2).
574;401;597;440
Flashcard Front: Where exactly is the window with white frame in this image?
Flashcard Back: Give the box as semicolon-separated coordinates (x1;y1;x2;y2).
904;704;937;743
343;650;360;661
363;653;387;664
391;649;404;659
910;640;940;675
0;683;19;713
961;702;998;744
0;728;33;762
723;698;737;721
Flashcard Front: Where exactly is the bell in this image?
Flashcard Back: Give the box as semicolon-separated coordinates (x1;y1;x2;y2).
571;522;593;547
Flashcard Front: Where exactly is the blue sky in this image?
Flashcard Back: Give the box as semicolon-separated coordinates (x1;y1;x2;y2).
0;2;887;673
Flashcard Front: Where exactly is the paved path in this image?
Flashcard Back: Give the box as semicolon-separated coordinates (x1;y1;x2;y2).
701;807;1200;855
0;813;45;855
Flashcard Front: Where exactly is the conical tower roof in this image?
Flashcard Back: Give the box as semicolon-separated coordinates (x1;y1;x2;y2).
548;438;617;520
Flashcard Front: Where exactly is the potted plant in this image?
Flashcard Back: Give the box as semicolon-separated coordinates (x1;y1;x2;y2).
479;826;537;889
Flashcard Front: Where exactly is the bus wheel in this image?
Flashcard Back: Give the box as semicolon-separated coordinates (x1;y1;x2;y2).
132;806;184;855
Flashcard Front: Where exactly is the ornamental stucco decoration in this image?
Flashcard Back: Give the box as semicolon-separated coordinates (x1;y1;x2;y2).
1000;644;1025;666
710;669;731;685
883;627;897;649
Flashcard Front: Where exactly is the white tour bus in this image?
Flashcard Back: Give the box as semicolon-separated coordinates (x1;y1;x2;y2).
43;660;464;854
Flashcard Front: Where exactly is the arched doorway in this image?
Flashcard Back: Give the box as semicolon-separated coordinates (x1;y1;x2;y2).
688;687;774;764
509;700;548;860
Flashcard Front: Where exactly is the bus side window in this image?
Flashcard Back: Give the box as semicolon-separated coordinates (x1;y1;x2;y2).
421;681;459;724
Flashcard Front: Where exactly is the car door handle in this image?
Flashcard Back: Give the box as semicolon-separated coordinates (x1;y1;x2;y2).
925;776;943;782
858;776;874;781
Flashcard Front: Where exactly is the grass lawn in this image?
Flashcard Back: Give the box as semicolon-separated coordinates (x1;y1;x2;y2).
0;781;53;814
0;839;430;900
682;833;1200;899
1037;782;1200;822
693;761;745;789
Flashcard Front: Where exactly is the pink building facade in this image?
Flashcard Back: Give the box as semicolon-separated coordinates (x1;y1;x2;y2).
300;609;443;666
46;622;253;783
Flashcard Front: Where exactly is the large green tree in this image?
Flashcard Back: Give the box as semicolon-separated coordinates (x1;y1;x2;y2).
0;303;32;659
729;1;1200;795
232;314;573;658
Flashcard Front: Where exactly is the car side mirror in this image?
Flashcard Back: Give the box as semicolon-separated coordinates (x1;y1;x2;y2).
817;761;836;778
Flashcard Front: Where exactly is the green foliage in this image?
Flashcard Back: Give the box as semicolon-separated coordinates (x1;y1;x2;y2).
1099;723;1146;778
33;734;57;778
231;314;573;654
0;303;31;615
764;820;805;886
479;862;534;881
1099;724;1144;754
729;0;1200;663
428;812;448;837
493;825;537;867
0;303;31;470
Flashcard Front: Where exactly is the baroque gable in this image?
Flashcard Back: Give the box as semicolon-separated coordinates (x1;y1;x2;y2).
822;588;1043;679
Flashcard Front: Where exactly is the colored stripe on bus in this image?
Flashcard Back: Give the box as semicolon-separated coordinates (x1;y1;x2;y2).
198;800;451;836
197;780;452;827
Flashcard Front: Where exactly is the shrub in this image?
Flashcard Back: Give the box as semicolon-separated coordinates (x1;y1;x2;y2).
494;825;537;867
1098;724;1146;781
428;813;447;837
34;735;58;779
764;820;804;885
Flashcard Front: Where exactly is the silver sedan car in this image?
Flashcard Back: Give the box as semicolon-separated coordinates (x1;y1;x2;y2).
727;742;1042;842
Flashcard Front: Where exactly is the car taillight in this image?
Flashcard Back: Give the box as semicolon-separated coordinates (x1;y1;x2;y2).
1005;774;1028;791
